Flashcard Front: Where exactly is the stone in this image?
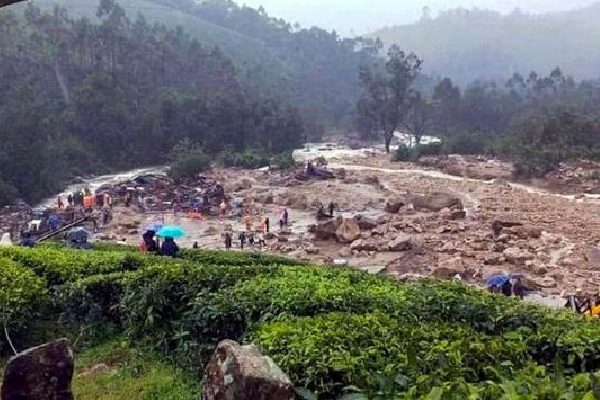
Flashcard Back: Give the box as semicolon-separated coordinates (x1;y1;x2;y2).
350;239;379;252
449;210;467;220
532;276;558;289
311;217;342;241
1;338;74;400
202;340;294;400
491;218;523;235
385;199;405;214
387;233;414;252
585;248;600;263
335;218;361;244
339;247;353;258
354;215;378;230
503;247;535;266
410;193;462;212
305;245;319;254
263;232;277;240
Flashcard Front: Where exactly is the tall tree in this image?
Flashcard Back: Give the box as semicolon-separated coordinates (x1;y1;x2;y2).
358;45;422;152
405;91;431;146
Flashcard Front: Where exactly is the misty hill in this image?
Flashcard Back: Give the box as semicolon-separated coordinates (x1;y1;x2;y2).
12;0;375;126
370;4;600;85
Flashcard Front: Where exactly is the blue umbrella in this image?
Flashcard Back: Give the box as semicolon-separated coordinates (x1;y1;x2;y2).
156;225;186;238
487;274;510;287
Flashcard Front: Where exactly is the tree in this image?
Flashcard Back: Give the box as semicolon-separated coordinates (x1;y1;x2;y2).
358;45;422;152
405;91;431;146
168;139;211;182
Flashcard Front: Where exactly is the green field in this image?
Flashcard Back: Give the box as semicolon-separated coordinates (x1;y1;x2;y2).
2;245;600;399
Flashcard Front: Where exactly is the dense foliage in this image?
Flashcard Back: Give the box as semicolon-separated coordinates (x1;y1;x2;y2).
4;246;600;399
378;69;600;177
0;1;309;205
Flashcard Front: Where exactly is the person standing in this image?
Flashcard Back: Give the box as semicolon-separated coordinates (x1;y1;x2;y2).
57;196;64;209
224;232;232;250
279;208;285;229
67;194;74;207
125;192;132;207
220;199;228;218
243;211;252;232
19;232;35;248
283;208;289;226
265;217;270;233
161;237;179;258
238;231;246;250
328;202;335;217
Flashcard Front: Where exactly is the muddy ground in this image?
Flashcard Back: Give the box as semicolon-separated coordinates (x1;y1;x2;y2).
92;147;600;305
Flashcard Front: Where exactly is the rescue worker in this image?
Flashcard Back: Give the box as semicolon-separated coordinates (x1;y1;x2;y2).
243;211;252;231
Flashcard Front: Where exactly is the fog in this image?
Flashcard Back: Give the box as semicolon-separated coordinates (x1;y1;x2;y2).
242;0;598;35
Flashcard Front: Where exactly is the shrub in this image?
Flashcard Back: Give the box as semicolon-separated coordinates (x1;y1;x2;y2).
219;149;270;169
270;151;295;170
416;141;443;156
168;139;211;182
391;144;418;162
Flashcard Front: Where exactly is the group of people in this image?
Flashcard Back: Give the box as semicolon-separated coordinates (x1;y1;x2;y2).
487;275;527;299
565;289;600;317
139;230;180;258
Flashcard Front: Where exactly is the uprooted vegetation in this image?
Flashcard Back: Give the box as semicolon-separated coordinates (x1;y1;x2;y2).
2;245;600;399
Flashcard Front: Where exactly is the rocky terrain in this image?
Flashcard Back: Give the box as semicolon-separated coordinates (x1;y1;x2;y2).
88;149;600;299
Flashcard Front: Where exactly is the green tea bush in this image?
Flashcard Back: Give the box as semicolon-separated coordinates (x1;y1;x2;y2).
188;268;408;347
0;258;47;354
179;249;304;267
253;312;528;398
0;247;150;285
8;246;600;399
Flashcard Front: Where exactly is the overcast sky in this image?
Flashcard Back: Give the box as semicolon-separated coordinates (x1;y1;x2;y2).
240;0;598;35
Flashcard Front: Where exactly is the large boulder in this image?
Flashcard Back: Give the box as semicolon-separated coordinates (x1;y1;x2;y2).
585;248;600;263
1;338;74;400
354;215;378;230
335;218;361;244
312;217;342;241
385;199;405;214
410;193;462;212
202;340;294;400
350;238;380;252
387;233;415;252
503;247;535;267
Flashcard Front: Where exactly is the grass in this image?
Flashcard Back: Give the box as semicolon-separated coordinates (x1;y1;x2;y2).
1;339;199;400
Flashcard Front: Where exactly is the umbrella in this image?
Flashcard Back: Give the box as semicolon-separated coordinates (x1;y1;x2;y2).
156;225;186;238
487;274;510;287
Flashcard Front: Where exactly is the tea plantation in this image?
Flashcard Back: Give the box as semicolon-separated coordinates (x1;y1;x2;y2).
2;245;600;399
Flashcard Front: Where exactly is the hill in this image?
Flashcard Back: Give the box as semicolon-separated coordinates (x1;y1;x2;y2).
370;3;600;85
3;244;600;398
11;0;375;126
